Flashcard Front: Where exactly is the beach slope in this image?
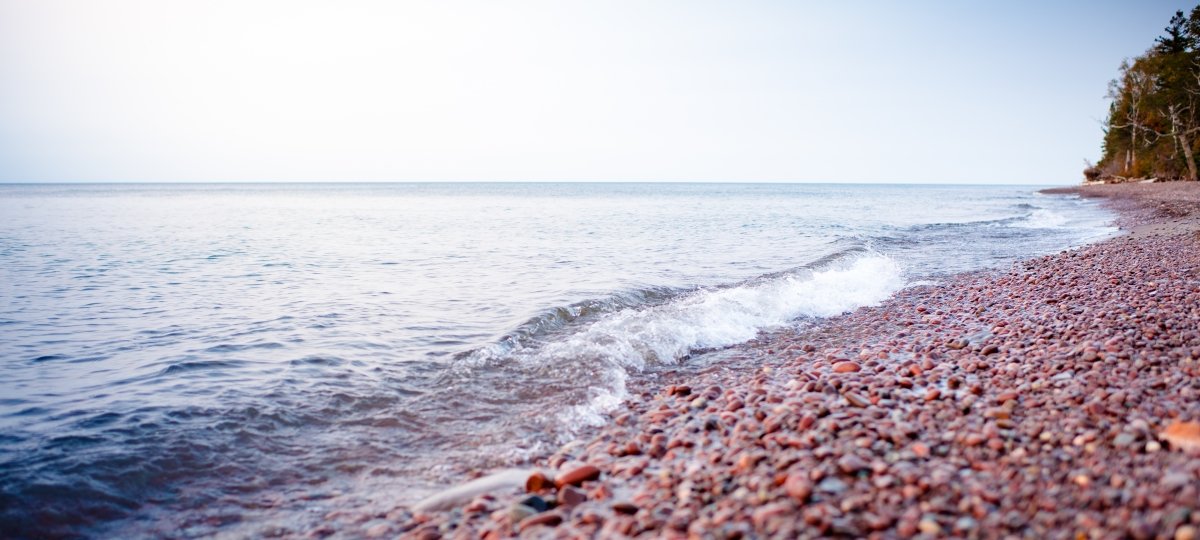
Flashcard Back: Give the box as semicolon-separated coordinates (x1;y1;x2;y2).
398;183;1200;539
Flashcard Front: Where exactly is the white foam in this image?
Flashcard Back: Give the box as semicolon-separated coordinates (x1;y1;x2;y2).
1010;208;1069;229
545;254;905;429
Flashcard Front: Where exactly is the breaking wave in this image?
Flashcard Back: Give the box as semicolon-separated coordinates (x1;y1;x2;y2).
453;250;906;431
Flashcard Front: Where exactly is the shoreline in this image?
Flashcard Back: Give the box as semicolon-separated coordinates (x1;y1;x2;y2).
393;183;1200;539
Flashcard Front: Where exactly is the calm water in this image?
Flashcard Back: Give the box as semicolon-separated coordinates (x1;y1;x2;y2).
0;183;1113;537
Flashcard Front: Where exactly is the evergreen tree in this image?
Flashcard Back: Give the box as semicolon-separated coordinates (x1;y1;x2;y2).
1095;5;1200;181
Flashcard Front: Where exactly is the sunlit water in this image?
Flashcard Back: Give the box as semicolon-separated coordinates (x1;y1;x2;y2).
0;183;1113;537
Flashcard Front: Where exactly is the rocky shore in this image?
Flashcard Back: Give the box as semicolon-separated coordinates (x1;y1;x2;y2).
393;183;1200;539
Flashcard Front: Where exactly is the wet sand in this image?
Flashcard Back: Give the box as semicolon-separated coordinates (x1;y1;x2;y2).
390;183;1200;539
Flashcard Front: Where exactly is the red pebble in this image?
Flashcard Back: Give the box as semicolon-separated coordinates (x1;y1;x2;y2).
555;465;601;488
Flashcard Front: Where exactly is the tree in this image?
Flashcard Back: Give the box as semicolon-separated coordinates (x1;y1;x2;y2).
1156;10;1193;54
1095;5;1200;182
1106;59;1156;175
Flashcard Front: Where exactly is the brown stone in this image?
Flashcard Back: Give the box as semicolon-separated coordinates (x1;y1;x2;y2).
784;473;813;502
843;391;870;408
611;502;639;515
555;465;601;488
517;512;563;532
833;361;862;373
526;471;552;492
557;485;587;508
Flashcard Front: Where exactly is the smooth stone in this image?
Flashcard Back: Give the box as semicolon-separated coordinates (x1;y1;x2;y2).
508;503;538;524
816;477;847;494
555;464;601;488
833;361;862;373
784;473;812;502
612;502;639;515
558;485;587;507
517;512;563;532
843;391;870;408
519;495;550;513
526;471;552;492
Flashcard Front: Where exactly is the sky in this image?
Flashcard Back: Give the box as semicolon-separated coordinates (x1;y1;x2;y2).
0;1;1192;184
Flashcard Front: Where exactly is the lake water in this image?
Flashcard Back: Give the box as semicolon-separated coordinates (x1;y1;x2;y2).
0;183;1114;537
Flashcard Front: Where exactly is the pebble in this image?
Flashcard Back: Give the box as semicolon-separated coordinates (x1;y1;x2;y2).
611;502;639;515
518;495;550;513
836;454;869;474
517;512;563;532
558;485;587;508
833;361;861;373
363;523;391;538
843;391;870;408
525;471;551;492
555;465;601;488
917;517;942;535
784;473;812;502
508;503;538;524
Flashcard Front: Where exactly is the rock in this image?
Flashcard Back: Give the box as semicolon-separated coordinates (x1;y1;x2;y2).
911;442;930;458
555;465;601;488
612;502;639;515
519;495;550;512
843;391;870;408
833;361;862;373
363;523;391;538
557;485;587;508
508;503;538;524
1176;525;1198;540
981;344;1000;355
1159;421;1200;454
917;517;942;535
816;477;847;494
1113;432;1137;448
526;471;552;492
836;454;869;474
464;497;491;513
784;473;812;502
517;512;563;532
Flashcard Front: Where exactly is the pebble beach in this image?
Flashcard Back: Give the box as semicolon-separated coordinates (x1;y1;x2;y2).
391;183;1200;540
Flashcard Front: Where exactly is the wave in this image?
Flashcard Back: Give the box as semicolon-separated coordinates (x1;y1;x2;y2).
1008;208;1070;229
896;205;1081;233
451;249;906;433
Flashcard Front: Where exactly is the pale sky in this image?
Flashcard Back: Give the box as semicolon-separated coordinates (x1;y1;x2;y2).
0;1;1189;183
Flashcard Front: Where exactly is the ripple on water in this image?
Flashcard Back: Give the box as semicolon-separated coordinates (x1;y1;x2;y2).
0;183;1119;538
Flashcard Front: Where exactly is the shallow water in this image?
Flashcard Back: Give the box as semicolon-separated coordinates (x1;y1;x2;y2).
0;183;1113;537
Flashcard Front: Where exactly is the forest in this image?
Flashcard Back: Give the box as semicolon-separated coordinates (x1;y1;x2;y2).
1094;6;1200;182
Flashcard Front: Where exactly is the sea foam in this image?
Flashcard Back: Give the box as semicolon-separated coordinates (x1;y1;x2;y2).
547;253;905;429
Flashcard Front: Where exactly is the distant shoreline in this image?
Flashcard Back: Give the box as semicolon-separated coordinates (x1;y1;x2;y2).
398;182;1200;538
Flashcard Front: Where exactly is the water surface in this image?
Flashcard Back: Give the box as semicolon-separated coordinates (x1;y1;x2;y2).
0;183;1114;537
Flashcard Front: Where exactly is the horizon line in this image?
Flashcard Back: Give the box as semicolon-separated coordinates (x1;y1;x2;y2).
0;179;1076;186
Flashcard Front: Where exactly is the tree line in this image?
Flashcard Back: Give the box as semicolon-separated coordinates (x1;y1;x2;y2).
1093;6;1200;182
